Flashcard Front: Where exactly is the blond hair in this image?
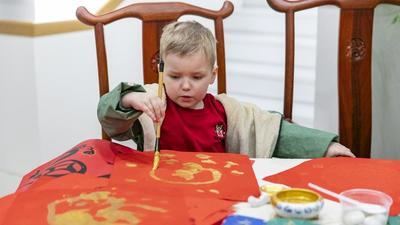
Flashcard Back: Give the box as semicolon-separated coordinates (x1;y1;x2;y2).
160;21;216;69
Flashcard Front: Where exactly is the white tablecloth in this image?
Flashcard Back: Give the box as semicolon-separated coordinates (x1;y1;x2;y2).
234;158;343;225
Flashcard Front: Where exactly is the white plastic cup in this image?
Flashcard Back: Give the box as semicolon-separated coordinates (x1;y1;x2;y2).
339;189;393;225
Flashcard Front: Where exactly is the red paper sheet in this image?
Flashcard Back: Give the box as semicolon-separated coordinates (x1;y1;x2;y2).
263;157;400;215
187;197;234;225
29;174;109;191
1;173;237;225
3;140;252;224
4;176;191;225
110;150;260;201
0;193;16;224
5;140;256;224
18;139;120;191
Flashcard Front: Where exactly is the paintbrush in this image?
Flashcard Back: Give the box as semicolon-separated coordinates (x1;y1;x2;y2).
152;60;164;171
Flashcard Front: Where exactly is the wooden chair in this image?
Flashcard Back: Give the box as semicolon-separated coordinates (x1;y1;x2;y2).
76;1;234;140
266;0;400;157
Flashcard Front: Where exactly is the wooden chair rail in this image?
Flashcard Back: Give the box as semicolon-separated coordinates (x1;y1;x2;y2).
76;2;233;25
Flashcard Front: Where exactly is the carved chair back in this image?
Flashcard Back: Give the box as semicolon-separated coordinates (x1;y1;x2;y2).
266;0;400;157
76;1;234;140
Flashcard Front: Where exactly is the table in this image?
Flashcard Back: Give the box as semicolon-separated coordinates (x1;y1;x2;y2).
235;158;343;225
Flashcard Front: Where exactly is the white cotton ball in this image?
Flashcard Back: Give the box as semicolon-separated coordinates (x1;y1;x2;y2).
247;193;270;207
259;193;270;204
343;210;365;225
364;215;387;225
248;196;258;205
370;214;387;225
364;216;383;225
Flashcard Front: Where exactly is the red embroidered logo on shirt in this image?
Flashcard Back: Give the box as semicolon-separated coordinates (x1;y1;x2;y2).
215;124;226;141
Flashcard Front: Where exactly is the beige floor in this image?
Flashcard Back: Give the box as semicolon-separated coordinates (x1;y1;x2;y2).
0;172;21;197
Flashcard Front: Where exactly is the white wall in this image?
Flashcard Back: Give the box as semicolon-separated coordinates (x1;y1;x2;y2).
35;0;102;22
0;0;37;195
34;31;101;161
314;6;339;133
0;35;41;175
0;0;34;21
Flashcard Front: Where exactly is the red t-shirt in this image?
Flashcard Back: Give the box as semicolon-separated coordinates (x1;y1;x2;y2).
160;94;227;152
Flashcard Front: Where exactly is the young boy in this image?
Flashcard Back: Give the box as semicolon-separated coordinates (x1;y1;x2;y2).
98;21;355;158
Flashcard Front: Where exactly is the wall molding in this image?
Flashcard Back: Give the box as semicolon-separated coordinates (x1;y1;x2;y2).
0;0;123;37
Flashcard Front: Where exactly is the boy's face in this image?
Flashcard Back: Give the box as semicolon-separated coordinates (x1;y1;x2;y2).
163;51;217;109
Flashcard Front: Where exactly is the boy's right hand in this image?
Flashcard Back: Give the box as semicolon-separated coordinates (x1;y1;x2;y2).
121;92;165;122
324;142;356;158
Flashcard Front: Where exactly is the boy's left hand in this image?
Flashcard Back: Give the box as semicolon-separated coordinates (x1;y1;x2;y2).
325;142;356;158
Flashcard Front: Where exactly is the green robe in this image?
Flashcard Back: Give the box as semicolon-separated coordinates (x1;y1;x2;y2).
97;82;338;158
